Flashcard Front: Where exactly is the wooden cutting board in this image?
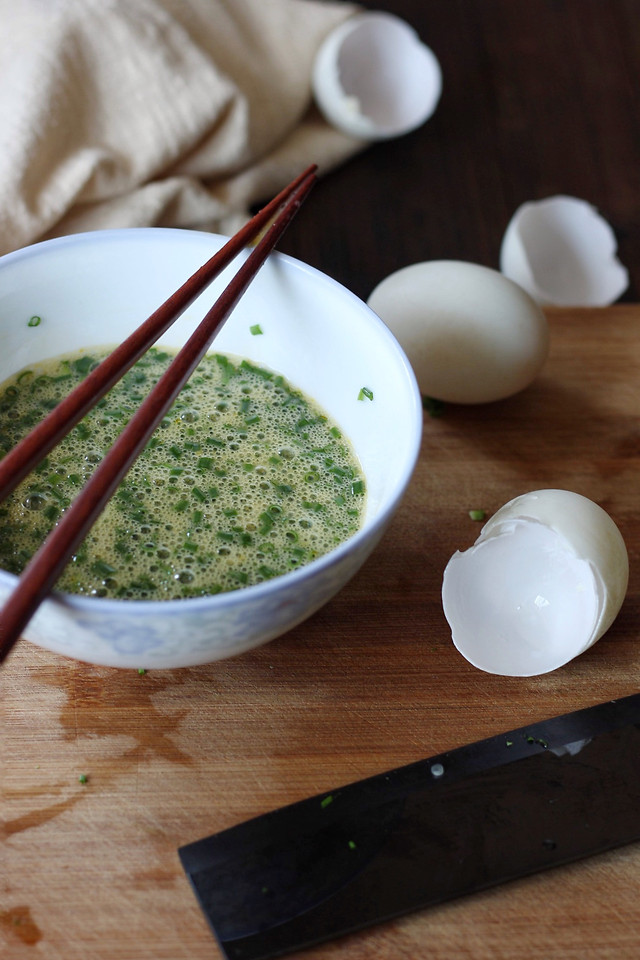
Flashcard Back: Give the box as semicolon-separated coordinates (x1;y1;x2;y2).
3;306;640;960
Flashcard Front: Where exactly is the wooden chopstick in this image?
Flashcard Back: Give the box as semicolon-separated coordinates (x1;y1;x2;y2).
0;165;317;504
0;166;317;664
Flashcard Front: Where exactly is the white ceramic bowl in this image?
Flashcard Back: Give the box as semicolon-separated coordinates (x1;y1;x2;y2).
0;229;422;668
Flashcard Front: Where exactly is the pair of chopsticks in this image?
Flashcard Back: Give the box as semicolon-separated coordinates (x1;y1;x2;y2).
0;165;317;665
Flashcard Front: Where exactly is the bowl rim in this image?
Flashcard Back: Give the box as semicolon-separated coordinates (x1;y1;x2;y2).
0;226;424;612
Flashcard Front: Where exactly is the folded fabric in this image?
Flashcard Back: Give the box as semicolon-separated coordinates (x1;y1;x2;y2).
0;0;364;255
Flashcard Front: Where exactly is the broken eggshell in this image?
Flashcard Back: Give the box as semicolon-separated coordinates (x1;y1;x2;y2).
442;490;629;677
500;196;629;306
312;12;442;140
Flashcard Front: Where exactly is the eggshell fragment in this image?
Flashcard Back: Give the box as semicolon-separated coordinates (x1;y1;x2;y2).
500;196;629;306
442;490;629;677
367;260;549;403
312;12;442;140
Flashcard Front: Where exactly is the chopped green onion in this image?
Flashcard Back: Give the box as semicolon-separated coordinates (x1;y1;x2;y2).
72;356;96;376
272;482;292;496
250;324;263;336
320;794;333;809
27;315;42;327
468;509;486;521
357;387;374;402
240;359;273;380
302;500;324;512
422;395;446;417
78;774;88;784
92;559;117;577
258;511;274;535
525;734;549;748
0;345;366;601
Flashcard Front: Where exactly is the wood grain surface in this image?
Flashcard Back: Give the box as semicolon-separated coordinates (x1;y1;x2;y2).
3;305;640;960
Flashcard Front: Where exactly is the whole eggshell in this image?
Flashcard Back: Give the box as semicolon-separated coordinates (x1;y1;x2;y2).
367;260;549;404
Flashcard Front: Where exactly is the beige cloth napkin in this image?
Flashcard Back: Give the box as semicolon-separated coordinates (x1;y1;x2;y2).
0;0;363;256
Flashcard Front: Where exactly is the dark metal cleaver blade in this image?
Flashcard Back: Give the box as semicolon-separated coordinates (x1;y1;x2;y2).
179;692;640;960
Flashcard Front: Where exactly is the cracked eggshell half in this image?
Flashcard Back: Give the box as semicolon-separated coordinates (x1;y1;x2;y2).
442;490;629;677
500;195;629;306
367;260;549;403
312;12;442;140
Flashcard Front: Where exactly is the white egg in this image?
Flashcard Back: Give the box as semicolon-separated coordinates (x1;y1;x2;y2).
312;12;442;141
442;490;629;677
367;260;549;404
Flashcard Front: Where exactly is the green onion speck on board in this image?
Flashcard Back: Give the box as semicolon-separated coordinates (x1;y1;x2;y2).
423;395;445;417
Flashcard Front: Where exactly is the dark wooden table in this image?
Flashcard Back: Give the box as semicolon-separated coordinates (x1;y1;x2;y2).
282;0;640;303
